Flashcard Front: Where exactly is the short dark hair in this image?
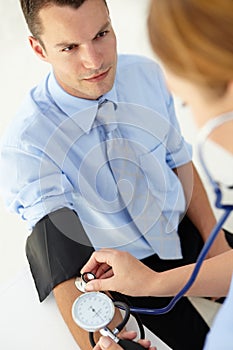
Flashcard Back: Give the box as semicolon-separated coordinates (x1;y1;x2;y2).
20;0;108;38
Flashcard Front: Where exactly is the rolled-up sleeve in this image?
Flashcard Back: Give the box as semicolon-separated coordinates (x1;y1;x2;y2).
0;145;75;229
156;67;192;169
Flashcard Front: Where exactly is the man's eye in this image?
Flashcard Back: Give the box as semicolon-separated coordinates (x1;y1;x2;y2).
61;44;78;52
96;31;109;39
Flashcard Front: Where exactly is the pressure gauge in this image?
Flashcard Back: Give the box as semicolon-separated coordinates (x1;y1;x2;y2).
72;292;115;332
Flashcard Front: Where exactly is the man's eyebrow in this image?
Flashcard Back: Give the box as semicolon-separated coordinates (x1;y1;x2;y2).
55;41;79;49
54;21;111;49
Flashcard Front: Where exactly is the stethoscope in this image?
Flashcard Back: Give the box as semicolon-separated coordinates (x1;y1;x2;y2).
72;113;233;348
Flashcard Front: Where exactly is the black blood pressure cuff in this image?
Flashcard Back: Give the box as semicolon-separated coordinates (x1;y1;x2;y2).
26;208;94;302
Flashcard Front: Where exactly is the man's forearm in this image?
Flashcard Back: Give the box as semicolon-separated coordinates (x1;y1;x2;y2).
175;162;230;257
53;278;94;350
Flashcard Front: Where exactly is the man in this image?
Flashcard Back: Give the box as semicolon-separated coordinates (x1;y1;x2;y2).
0;1;230;349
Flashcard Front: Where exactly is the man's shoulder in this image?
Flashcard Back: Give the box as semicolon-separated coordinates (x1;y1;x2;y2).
116;53;163;86
13;73;51;120
118;54;158;66
117;53;160;71
1;73;53;148
114;54;167;105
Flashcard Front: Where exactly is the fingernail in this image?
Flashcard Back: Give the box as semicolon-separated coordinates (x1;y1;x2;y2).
84;282;94;291
100;336;112;349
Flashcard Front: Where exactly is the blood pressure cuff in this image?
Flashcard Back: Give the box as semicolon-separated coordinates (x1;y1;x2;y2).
26;208;94;302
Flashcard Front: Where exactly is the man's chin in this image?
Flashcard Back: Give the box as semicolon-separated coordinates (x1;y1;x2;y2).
82;82;114;100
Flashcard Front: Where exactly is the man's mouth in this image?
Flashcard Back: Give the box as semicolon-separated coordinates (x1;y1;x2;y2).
84;68;110;83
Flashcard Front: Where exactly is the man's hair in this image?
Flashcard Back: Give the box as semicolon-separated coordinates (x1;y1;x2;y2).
20;0;108;39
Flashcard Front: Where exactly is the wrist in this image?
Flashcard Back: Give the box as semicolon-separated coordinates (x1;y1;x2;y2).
207;229;231;257
147;266;193;297
146;270;165;297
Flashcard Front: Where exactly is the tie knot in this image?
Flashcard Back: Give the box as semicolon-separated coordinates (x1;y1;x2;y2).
97;100;117;133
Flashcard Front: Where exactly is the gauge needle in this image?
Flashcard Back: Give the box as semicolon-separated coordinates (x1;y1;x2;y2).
90;307;105;321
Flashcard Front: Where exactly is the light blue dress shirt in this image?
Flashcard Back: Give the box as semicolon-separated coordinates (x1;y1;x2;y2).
204;275;233;349
0;54;192;260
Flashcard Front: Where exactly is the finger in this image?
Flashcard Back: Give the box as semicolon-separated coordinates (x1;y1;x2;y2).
137;339;152;348
81;250;110;274
93;343;102;350
119;330;137;340
98;336;121;350
81;252;102;274
95;264;113;278
81;250;117;274
98;267;113;279
119;331;155;349
84;275;116;292
92;265;103;276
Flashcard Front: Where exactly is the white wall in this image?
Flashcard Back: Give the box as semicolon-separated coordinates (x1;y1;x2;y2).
0;0;231;285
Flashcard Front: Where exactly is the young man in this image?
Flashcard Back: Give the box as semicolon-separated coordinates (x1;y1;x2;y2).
0;1;230;349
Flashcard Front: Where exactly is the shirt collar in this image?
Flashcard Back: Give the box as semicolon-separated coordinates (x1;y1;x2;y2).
47;70;118;133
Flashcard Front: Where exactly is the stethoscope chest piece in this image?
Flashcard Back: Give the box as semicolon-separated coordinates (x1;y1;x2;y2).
75;272;96;293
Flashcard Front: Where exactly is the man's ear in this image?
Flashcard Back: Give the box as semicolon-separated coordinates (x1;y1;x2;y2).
28;36;48;62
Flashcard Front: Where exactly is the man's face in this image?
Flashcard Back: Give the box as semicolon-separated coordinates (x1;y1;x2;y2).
31;0;117;99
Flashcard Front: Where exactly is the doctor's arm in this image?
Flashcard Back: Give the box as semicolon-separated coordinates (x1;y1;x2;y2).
82;247;233;298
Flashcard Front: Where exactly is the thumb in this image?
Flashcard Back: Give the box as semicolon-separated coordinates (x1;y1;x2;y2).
99;336;119;350
84;277;113;292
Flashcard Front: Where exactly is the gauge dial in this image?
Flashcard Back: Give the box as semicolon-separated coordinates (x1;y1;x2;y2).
72;292;115;332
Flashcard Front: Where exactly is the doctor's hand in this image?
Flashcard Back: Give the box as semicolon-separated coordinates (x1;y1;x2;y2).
94;331;157;350
80;249;156;296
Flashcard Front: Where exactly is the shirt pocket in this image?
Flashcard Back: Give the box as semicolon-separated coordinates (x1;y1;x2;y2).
139;144;186;234
139;143;167;197
139;143;185;209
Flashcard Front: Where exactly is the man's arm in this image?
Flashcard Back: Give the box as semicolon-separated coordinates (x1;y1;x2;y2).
174;161;231;257
26;208;124;349
53;277;123;350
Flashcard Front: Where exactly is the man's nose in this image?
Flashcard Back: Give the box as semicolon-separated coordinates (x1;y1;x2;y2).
81;44;103;70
